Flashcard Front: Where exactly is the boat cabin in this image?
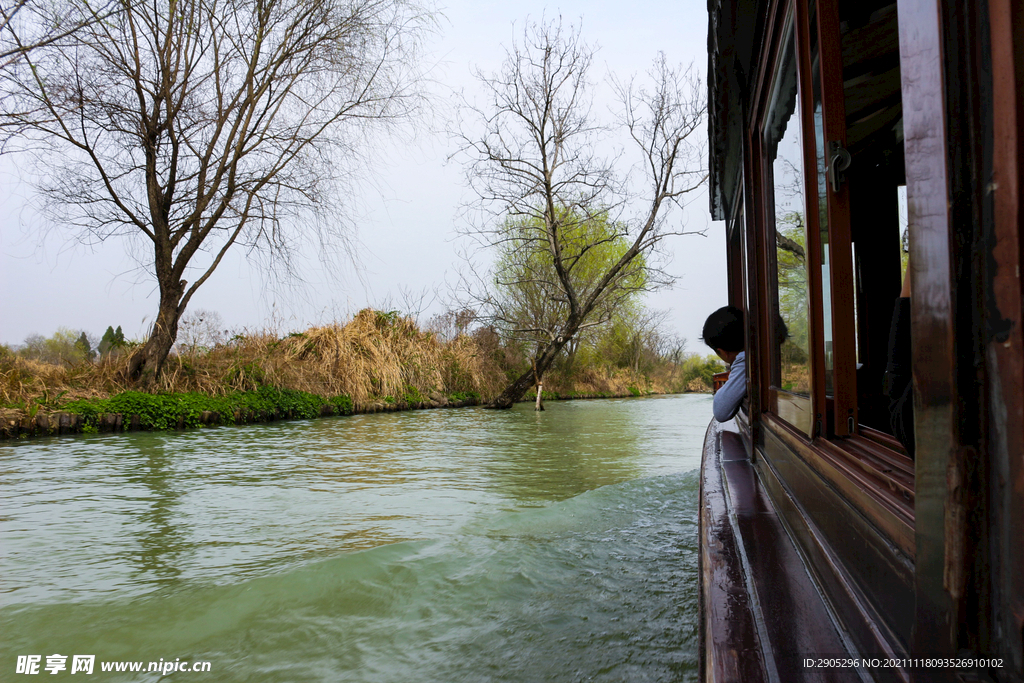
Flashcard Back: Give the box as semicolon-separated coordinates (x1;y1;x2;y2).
701;0;1024;680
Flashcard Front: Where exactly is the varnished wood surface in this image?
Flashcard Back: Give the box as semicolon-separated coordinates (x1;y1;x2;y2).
761;419;916;649
700;420;868;682
896;0;964;671
987;0;1024;676
755;446;911;683
710;0;1024;677
700;421;769;682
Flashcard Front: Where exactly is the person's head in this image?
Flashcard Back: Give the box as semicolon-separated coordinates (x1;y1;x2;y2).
702;306;745;361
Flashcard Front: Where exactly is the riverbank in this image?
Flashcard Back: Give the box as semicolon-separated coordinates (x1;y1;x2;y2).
0;388;487;439
2;308;722;440
0;387;685;439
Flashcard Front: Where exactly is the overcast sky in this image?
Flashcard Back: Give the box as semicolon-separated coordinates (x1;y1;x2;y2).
0;0;726;352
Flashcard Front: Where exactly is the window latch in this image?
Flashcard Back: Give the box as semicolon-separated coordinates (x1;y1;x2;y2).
828;141;852;193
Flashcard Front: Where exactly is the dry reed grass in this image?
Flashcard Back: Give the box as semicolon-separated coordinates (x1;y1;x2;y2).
2;308;690;416
0;350;127;405
286;310;449;403
2;309;506;410
545;364;652;396
151;310;503;406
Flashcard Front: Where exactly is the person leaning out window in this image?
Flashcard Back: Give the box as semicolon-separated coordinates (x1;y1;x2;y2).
702;306;746;423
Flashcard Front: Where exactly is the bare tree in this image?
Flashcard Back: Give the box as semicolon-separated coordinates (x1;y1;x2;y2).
454;19;706;408
426;306;476;342
600;306;671;375
657;331;687;366
0;0;432;382
0;0;119;71
176;308;226;354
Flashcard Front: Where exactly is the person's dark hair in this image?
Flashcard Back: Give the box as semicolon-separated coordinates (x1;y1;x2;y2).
702;306;745;353
775;313;789;347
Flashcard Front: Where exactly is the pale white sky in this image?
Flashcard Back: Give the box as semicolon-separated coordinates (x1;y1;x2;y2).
0;0;726;352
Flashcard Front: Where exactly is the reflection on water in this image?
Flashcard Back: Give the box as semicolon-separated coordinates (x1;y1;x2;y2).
1;395;711;682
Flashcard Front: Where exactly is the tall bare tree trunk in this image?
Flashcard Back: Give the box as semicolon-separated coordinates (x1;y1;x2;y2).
127;280;184;383
456;23;706;412
3;0;432;386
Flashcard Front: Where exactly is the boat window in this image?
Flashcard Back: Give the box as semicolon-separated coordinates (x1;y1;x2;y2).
751;0;914;458
807;0;835;398
764;22;812;401
840;2;906;437
761;0;914;462
897;184;909;283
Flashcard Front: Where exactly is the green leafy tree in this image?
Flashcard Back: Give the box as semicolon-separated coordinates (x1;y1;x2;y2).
74;332;95;362
455;20;706;408
776;213;808;355
595;306;668;375
19;328;93;365
678;353;725;392
486;207;647;372
775;211;810;391
98;325;126;358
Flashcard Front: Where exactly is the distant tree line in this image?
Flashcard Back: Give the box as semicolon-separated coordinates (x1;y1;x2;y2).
12;326;125;366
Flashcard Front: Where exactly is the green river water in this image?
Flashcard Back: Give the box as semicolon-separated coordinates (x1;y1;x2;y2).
1;394;712;682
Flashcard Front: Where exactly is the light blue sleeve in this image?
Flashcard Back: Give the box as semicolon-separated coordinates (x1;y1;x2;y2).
712;352;746;422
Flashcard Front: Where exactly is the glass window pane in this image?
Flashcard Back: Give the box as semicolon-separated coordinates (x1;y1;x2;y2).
808;0;834;397
764;23;811;396
897;184;909;282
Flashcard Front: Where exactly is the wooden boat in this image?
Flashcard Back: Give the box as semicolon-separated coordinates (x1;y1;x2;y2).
712;371;731;394
700;0;1024;681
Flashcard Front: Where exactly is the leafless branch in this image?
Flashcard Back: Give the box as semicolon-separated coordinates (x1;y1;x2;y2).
0;0;435;379
451;19;707;406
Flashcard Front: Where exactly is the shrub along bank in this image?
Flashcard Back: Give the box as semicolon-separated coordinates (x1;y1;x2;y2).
64;387;355;431
1;307;721;439
0;386;484;439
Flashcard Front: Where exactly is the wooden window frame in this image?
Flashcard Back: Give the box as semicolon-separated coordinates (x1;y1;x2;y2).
751;0;825;440
747;0;916;534
807;0;859;437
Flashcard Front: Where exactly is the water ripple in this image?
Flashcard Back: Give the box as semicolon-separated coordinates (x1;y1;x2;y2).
1;394;712;682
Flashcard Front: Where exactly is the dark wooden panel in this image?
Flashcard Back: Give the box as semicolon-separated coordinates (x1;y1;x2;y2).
766;414;915;550
721;440;863;680
843;66;902;124
761;422;916;650
815;0;860;436
986;0;1024;675
896;0;961;670
840;3;899;80
755;442;911;683
700;423;769;682
700;419;876;682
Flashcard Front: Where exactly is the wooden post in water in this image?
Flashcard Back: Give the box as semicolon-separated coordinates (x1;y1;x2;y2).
533;359;545;411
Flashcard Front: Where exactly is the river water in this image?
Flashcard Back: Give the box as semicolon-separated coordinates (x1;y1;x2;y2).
1;394;712;682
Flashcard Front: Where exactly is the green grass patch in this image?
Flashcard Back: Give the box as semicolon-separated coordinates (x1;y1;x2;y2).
61;386;353;431
402;385;424;405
